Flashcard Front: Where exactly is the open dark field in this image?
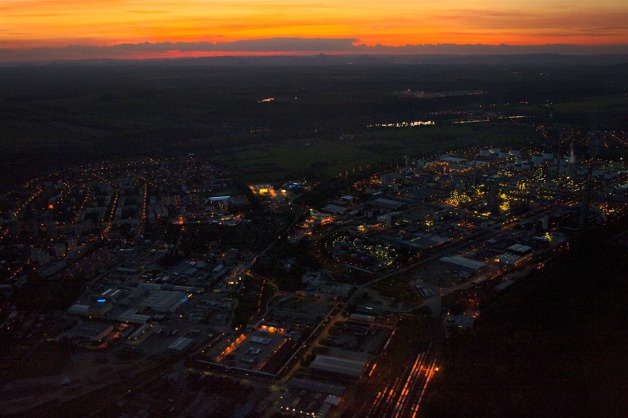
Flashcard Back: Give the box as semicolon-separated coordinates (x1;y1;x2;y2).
1;58;627;189
421;220;628;418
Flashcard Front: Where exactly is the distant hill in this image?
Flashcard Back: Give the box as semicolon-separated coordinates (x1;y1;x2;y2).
3;53;628;68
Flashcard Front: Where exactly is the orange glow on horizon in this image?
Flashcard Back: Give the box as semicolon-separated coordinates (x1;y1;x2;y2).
1;0;626;60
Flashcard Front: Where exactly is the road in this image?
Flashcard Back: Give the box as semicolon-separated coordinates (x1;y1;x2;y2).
349;319;443;418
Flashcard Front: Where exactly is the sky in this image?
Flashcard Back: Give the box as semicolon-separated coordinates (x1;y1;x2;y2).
1;0;627;61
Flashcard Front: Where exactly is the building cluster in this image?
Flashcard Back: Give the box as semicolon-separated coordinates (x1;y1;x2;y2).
0;145;626;418
308;147;626;292
0;157;250;288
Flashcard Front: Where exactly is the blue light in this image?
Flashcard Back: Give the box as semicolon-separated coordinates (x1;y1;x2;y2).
96;299;106;303
181;297;188;303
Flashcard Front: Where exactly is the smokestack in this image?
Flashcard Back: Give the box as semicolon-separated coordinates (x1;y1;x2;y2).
569;143;576;165
579;165;593;232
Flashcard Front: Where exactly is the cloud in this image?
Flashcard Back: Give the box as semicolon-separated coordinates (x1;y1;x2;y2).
113;38;358;52
128;10;168;15
355;43;628;55
431;9;626;31
0;38;359;61
1;37;627;62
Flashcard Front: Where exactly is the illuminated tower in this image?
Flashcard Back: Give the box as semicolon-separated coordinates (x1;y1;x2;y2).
579;165;593;232
568;143;576;164
567;143;576;178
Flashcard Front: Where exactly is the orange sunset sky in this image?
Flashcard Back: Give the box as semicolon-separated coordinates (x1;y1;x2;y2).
1;0;627;60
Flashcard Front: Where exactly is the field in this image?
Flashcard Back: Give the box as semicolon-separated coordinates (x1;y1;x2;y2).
219;140;379;180
218;121;534;180
1;61;627;189
422;228;628;417
521;96;628;113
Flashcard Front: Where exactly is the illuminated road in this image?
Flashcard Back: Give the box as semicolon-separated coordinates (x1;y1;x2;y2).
366;350;438;417
351;321;442;418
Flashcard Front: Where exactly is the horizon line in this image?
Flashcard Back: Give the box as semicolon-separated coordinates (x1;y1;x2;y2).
2;38;628;63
